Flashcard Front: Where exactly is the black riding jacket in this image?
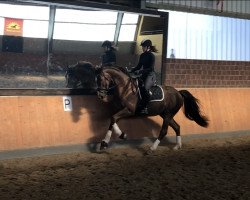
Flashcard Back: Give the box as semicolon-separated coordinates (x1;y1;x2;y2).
102;50;116;66
131;51;155;79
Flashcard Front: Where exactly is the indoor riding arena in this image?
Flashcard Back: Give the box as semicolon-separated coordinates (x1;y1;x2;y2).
0;0;249;200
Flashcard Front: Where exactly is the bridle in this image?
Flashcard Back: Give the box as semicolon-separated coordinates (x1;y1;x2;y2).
96;72;116;97
96;67;139;98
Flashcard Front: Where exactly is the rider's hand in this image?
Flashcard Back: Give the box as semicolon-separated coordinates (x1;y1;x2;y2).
135;70;142;75
129;67;135;73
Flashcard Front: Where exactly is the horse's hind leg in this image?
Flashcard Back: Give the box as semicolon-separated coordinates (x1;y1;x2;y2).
149;116;170;152
169;119;182;150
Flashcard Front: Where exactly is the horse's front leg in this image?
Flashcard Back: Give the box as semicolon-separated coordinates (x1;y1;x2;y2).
100;107;132;150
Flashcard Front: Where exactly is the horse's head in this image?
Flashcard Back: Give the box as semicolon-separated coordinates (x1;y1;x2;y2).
65;61;96;88
95;68;116;102
65;65;80;88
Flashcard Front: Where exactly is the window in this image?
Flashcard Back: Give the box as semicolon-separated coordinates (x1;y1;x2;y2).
0;3;49;38
23;20;48;38
53;9;118;41
119;25;137;41
0;4;49;20
119;13;139;41
167;11;250;61
55;9;117;23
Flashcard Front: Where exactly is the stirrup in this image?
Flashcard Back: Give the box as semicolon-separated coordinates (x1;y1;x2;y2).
140;107;148;114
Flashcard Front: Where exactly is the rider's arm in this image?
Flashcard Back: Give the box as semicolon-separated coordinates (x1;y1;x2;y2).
131;54;143;72
138;52;155;74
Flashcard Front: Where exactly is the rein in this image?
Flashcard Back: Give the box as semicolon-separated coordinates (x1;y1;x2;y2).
96;72;117;95
97;68;139;97
129;77;139;94
97;85;117;95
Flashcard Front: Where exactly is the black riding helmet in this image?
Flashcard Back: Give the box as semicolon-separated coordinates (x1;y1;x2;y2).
101;40;112;48
140;39;152;47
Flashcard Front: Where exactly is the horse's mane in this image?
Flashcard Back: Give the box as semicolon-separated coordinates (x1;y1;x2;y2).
67;61;93;70
103;66;129;77
68;62;129;79
76;61;94;69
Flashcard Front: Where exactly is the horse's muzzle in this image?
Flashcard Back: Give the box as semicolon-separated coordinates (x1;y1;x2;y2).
97;90;107;99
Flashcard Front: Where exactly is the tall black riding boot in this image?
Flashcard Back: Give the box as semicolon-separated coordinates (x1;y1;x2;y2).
139;89;151;114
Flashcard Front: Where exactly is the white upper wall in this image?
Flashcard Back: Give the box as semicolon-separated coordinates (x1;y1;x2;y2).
147;0;250;18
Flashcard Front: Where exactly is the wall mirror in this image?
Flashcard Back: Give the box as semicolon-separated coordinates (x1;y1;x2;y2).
0;2;167;89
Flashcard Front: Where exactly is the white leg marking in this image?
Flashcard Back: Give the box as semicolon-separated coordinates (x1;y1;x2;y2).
173;136;182;150
150;139;160;151
113;123;122;136
103;130;112;143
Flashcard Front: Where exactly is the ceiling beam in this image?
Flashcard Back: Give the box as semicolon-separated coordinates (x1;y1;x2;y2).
113;12;123;46
11;0;166;17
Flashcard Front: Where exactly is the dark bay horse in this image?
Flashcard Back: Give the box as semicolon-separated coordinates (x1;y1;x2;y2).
95;66;209;153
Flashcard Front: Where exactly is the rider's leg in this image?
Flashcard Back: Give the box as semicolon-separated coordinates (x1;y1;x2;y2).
139;74;154;113
145;72;156;90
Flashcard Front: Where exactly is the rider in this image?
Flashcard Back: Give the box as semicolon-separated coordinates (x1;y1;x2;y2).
130;39;157;114
101;40;117;67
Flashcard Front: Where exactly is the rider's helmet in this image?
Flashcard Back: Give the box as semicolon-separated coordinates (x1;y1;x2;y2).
140;39;152;47
101;40;112;48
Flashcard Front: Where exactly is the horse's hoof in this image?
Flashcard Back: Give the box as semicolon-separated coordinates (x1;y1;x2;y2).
146;148;154;155
100;141;108;151
119;132;127;140
173;145;182;151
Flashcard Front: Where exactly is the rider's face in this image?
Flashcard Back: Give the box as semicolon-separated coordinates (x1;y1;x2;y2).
103;46;109;52
142;46;148;52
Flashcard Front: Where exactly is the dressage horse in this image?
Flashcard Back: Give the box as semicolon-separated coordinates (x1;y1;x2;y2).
95;66;209;153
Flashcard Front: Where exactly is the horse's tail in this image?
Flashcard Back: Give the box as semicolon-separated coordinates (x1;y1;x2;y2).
179;90;209;127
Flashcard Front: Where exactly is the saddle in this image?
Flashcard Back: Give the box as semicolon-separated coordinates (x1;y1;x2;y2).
147;85;164;102
131;76;164;102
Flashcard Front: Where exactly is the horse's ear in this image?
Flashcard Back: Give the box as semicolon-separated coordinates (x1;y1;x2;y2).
95;65;102;75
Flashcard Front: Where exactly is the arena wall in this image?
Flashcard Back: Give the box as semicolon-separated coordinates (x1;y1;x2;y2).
0;88;249;151
164;59;250;88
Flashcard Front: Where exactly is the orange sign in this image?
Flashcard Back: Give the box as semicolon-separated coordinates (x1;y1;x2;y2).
4;18;23;36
